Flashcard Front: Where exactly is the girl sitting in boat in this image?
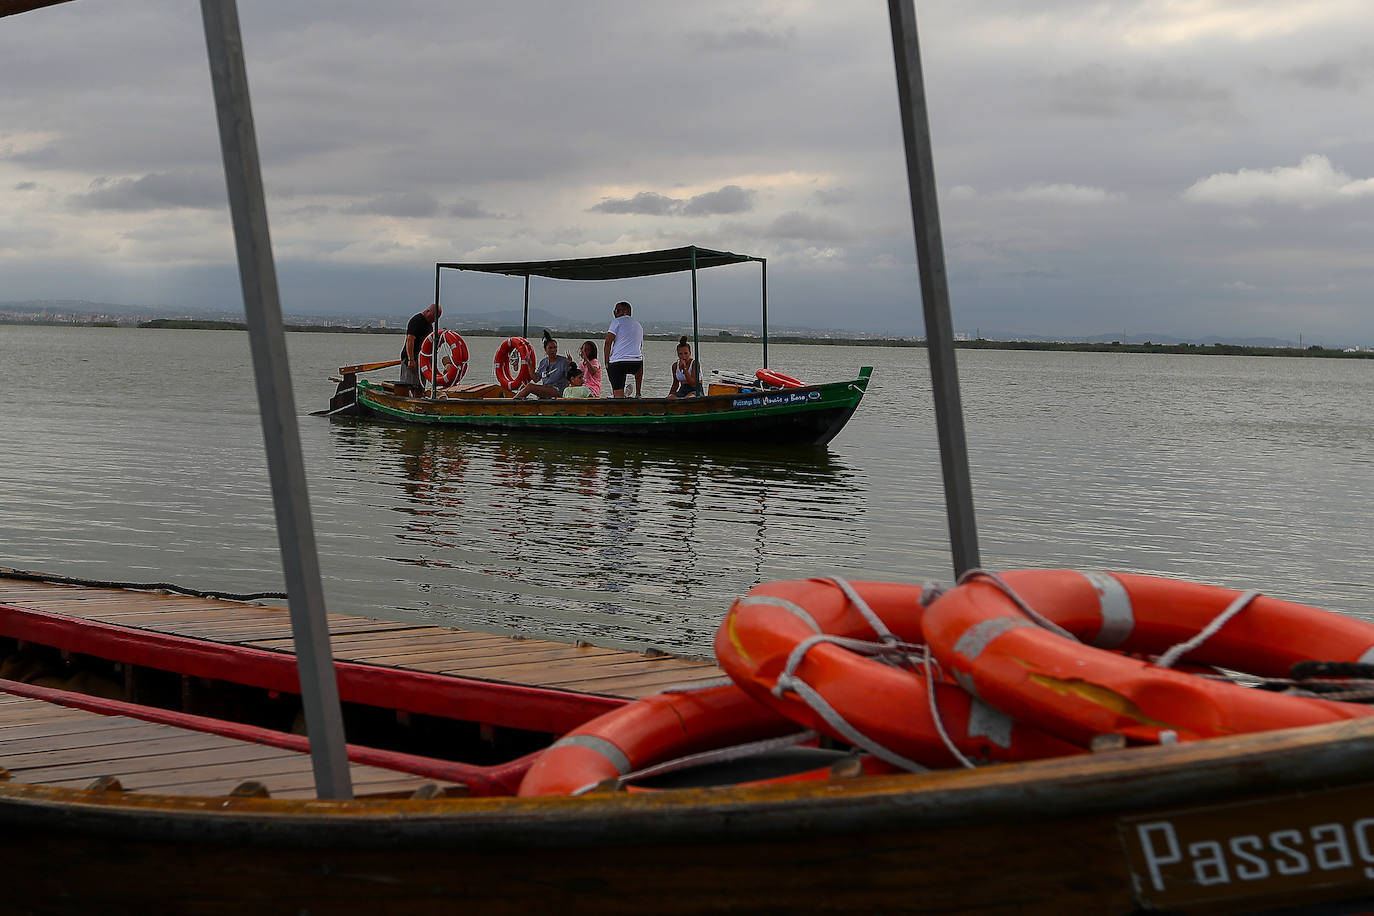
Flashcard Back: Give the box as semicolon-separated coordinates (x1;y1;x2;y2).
667;336;699;398
579;341;602;398
562;365;592;399
512;332;572;399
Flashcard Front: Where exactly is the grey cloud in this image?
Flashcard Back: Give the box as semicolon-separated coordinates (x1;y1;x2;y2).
71;172;225;212
680;185;755;216
1047;64;1232;118
1274;49;1374;91
765;211;851;242
591;186;755;217
344;192;440;218
590;192;680;215
448;199;503;220
13;182;37;191
812;188;854;206
688;26;796;52
1;144;58;165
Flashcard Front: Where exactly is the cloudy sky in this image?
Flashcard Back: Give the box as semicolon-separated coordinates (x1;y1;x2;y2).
2;1;1372;344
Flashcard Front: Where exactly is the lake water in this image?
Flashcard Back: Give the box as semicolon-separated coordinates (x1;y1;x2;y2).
1;324;1370;656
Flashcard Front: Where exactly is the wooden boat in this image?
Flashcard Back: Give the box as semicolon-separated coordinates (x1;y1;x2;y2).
7;576;1374;914
8;1;1374;913
344;367;871;445
323;246;872;447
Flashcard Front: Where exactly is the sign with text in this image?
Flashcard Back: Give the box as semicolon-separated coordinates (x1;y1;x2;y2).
1120;781;1374;911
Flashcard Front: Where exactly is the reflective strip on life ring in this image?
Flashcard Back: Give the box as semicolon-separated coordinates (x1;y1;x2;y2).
921;570;1374;747
494;337;536;390
517;682;798;796
715;578;1082;768
418;329;468;388
755;368;803;389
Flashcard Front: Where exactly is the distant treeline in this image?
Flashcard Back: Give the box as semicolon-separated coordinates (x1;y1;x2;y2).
71;319;1374;359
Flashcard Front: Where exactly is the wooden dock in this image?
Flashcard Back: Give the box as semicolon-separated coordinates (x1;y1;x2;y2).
0;575;728;799
0;690;447;798
0;578;723;699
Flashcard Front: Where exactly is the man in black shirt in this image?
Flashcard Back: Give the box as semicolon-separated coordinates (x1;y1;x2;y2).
399;303;440;396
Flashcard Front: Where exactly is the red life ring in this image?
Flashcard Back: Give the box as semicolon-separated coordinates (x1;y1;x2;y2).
922;570;1374;747
494;337;536;390
418;329;468;388
755;368;803;389
715;578;1081;768
517;682;799;796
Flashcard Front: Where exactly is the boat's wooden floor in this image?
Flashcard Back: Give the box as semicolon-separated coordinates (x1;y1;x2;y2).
0;579;722;699
0;690;448;798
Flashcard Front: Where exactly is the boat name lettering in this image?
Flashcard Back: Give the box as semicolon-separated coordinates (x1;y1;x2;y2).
1120;783;1374;908
732;392;819;409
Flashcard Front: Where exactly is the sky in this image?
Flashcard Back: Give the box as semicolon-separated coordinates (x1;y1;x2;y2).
2;1;1372;344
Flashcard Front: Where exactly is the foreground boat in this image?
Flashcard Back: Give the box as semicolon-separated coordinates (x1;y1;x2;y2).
344;367;871;445
7;0;1373;913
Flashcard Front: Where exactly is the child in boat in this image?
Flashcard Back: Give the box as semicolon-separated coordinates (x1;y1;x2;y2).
512;332;572;399
667;336;699;398
562;364;592;399
579;341;602;397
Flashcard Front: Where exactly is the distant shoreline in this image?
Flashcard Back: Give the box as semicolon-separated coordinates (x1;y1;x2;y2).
6;317;1370;359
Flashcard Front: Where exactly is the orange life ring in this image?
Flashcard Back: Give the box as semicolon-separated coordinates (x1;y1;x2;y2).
755;368;803;389
494;337;536;390
715;578;1081;768
418;329;468;388
517;682;799;796
922;570;1374;747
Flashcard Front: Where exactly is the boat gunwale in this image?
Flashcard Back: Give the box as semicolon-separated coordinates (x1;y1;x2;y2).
4;714;1374;847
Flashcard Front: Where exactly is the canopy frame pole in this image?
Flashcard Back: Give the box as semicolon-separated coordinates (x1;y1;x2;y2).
431;264;442;399
690;247;701;389
760;258;769;369
523;274;530;339
199;0;352;799
888;0;981;577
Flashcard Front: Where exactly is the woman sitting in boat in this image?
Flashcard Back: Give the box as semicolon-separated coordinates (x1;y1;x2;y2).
562;365;592;399
579;341;602;397
512;332;573;399
667;336;700;398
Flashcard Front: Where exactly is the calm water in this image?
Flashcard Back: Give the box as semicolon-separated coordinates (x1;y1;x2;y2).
2;325;1370;656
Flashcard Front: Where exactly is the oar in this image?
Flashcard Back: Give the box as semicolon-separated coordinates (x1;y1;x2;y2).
337;358;402;375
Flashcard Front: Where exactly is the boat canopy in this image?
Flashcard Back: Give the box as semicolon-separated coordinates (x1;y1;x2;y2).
438;246;760;281
433;245;773;393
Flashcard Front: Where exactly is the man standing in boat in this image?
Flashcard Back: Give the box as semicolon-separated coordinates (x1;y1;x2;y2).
399;302;440;396
604;300;644;398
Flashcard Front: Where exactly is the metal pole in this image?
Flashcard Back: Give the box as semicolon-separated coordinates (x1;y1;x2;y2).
200;0;353;799
887;0;981;577
523;274;530;339
760;259;769;369
432;265;442;400
690;247;701;386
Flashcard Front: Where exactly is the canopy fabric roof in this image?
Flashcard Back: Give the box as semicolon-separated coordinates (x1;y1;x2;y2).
437;246;760;282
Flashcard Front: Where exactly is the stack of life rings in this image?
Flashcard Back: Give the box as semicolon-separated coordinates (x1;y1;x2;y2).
518;569;1374;795
495;336;537;391
419;329;469;388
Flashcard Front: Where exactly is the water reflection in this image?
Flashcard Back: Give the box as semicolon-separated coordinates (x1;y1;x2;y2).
321;420;864;651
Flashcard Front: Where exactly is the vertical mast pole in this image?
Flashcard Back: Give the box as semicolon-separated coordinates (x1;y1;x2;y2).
430;266;440;399
760;259;769;369
200;0;353;798
523;274;531;339
887;0;981;576
690;247;701;383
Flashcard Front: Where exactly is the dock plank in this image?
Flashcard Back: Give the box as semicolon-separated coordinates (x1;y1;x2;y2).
0;578;723;700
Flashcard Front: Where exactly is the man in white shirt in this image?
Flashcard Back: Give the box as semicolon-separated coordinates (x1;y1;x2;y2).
604;300;645;398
